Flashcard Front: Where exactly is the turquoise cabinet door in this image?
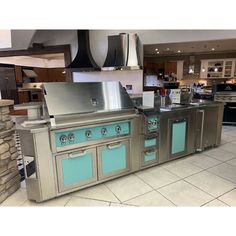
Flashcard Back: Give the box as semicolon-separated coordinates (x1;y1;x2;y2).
142;149;158;167
98;140;130;179
56;148;97;192
171;121;187;155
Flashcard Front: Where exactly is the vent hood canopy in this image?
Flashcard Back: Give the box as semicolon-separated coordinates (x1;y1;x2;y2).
102;33;142;71
66;30;100;72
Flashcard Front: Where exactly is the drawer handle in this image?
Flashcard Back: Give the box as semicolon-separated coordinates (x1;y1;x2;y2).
228;106;236;109
145;150;157;156
69;150;87;158
107;142;122;149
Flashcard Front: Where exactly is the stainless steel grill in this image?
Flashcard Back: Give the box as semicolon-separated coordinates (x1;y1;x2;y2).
15;82;141;202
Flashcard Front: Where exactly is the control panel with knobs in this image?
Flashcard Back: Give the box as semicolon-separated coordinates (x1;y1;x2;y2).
68;133;75;143
85;130;92;138
60;135;67;145
101;128;107;136
55;121;130;148
115;125;121;134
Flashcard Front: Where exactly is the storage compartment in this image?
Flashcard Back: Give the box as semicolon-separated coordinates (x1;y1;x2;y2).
169;118;188;159
56;147;97;192
144;137;157;148
97;140;130;180
141;148;158;167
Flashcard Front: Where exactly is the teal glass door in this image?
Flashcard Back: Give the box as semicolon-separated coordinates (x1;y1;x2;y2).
98;140;130;180
171;120;187;155
56;148;97;192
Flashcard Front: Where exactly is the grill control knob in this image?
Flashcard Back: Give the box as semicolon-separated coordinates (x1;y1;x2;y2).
152;120;157;126
101;128;107;135
85;130;92;138
115;125;121;134
68;133;75;143
60;135;67;144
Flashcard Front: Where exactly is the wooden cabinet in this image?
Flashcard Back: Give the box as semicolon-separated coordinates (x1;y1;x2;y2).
14;66;23;83
18;91;29;103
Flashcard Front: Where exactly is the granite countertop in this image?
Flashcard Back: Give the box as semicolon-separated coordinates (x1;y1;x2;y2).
0;99;14;107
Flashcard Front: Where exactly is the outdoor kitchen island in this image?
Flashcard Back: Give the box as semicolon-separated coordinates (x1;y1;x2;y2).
14;82;224;202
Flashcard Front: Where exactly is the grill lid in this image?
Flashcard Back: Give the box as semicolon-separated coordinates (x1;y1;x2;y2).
42;81;135;117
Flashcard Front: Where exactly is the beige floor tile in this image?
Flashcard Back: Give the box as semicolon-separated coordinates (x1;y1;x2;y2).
207;163;236;183
203;199;228;207
219;143;236;154
21;195;71;207
136;166;180;189
184;154;221;169
105;174;152;202
158;180;213;206
204;148;236;162
218;189;236;206
221;134;236;144
226;158;236;167
225;131;236;138
71;184;120;203
1;188;27;206
185;171;236;197
110;203;135;207
65;196;109;206
125;190;175;207
162;159;203;178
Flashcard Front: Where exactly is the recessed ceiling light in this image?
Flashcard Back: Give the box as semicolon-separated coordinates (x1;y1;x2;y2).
157;51;160;54
177;50;181;53
155;48;158;51
166;48;170;51
211;48;215;51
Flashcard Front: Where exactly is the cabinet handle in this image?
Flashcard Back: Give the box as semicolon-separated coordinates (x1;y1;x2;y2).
145;150;157;156
107;142;122;149
69;150;87;158
228;106;236;109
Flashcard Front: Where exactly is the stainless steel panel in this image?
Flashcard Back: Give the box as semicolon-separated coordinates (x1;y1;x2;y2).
43;82;135;117
127;33;139;67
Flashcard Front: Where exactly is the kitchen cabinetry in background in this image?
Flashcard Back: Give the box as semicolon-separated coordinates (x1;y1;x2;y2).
33;67;66;82
200;59;236;78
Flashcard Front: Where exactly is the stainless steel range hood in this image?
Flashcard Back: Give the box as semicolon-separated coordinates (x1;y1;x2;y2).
102;33;142;71
66;30;100;72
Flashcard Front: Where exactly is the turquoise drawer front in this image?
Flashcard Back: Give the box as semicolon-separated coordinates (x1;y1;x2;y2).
171;121;187;155
144;138;156;148
55;121;130;148
101;144;127;175
144;152;157;162
61;153;94;187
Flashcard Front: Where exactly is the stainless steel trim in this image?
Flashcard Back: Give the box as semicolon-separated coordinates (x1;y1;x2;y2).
196;110;205;152
68;150;87;158
107;142;122;150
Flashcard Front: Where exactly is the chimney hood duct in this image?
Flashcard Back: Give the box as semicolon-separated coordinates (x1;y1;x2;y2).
102;33;142;71
66;30;100;72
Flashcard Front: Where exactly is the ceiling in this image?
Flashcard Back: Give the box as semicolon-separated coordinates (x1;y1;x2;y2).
144;38;236;56
0;53;65;68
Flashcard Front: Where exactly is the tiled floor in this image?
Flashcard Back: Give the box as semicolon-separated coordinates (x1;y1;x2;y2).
1;125;236;207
